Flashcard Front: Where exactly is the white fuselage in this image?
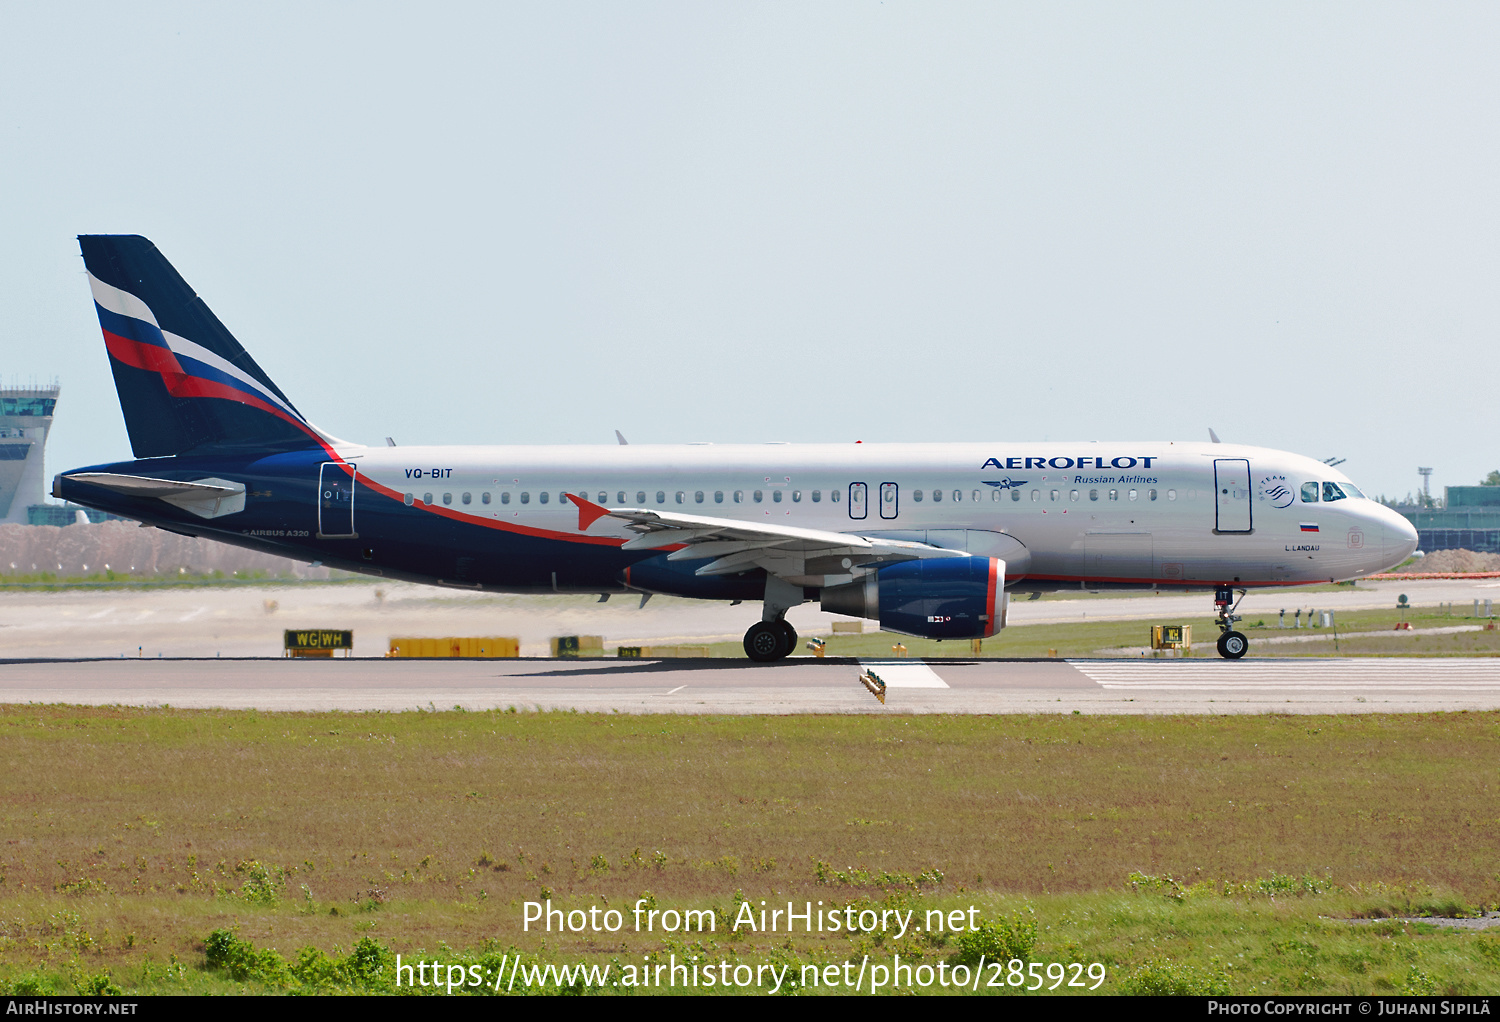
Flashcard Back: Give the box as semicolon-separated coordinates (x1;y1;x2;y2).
346;439;1416;591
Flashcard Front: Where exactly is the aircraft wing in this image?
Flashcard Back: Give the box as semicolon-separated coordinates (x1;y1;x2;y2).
568;493;967;587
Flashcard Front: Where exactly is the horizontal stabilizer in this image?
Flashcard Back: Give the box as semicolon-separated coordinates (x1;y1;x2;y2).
63;472;246;519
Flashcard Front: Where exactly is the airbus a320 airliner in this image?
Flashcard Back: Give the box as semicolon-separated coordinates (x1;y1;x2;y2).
56;236;1418;660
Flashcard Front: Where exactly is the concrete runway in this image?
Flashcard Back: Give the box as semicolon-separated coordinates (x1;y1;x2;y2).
1;576;1495;659
4;655;1499;714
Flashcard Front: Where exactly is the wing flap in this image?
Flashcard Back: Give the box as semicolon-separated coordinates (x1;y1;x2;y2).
567;492;971;586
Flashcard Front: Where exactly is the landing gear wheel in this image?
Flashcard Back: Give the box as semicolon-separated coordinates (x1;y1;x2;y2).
776;620;798;655
744;621;789;662
1217;630;1249;659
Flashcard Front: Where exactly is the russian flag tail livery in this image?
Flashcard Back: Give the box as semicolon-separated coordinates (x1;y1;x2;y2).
78;235;321;458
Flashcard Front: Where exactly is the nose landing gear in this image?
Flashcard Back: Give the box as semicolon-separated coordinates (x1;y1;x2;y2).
1214;585;1249;659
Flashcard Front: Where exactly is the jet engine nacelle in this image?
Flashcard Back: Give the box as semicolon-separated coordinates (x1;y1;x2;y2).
820;557;1005;640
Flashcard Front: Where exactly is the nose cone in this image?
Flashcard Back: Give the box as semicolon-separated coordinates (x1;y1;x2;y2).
1375;504;1419;569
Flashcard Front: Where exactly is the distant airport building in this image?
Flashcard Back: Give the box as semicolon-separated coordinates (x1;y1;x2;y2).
0;385;60;525
1396;486;1500;554
0;384;115;526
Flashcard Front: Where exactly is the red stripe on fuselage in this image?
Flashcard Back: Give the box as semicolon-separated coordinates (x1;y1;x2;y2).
1025;573;1316;588
354;475;642;547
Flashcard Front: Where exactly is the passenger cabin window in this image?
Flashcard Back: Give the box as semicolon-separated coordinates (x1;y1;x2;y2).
1109;489;1118;501
913;490;923;502
792;490;801;502
1167;489;1176;501
754;490;763;503
676;491;685;504
519;492;529;504
1010;489;1019;502
773;490;782;503
1088;489;1098;501
1050;490;1058;502
1127;489;1137;501
424;492;433;504
462;492;472;505
831;489;841;502
1070;490;1079;502
482;492;491;504
714;491;724;503
932;489;942;503
559;492;567;505
1322;482;1347;502
695;491;704;503
538;492;548;504
636;491;646;504
847;482;865;519
1031;490;1039;502
403;493;414;505
443;493;453;505
618;491;626;503
501;492;511;504
597;492;606;504
972;490;980;502
734;490;743;503
811;490;821;502
1301;482;1319;503
656;491;666;504
954;490;963;503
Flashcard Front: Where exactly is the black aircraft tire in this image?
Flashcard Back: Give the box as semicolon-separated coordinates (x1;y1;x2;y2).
744;622;788;662
1217;631;1249;660
777;620;799;656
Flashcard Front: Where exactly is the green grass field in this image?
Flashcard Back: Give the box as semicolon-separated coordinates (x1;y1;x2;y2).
2;705;1497;994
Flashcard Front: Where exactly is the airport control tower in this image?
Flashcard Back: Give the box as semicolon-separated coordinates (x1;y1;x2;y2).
0;384;59;525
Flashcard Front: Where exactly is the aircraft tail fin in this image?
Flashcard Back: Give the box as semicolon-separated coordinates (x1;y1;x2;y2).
78;235;324;458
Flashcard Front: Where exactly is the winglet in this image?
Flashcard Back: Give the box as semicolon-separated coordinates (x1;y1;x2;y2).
567;492;613;531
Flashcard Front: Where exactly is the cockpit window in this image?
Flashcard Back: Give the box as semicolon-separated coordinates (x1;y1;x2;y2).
1301;482;1319;503
1322;482;1347;502
1341;482;1365;499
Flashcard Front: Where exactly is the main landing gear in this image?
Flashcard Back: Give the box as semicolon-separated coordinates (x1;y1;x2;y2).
743;620;799;662
1214;585;1249;659
744;576;805;662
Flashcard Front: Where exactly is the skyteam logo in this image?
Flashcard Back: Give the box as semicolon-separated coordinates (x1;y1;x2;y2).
1258;473;1295;509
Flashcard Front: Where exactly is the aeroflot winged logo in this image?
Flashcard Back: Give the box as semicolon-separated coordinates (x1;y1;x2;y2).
982;455;1157;471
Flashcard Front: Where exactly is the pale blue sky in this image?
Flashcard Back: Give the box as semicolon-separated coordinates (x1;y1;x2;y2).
3;3;1496;501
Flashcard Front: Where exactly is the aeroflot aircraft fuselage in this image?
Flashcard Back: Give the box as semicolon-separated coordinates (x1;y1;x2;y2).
55;236;1419;660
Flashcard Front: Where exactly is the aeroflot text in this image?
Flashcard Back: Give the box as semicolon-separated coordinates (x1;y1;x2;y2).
982;456;1157;470
522;899;980;937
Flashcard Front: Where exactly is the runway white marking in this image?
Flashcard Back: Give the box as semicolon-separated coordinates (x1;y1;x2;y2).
664;685;686;695
1070;658;1500;691
86;608;114;620
859;661;950;688
177;607;205;622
